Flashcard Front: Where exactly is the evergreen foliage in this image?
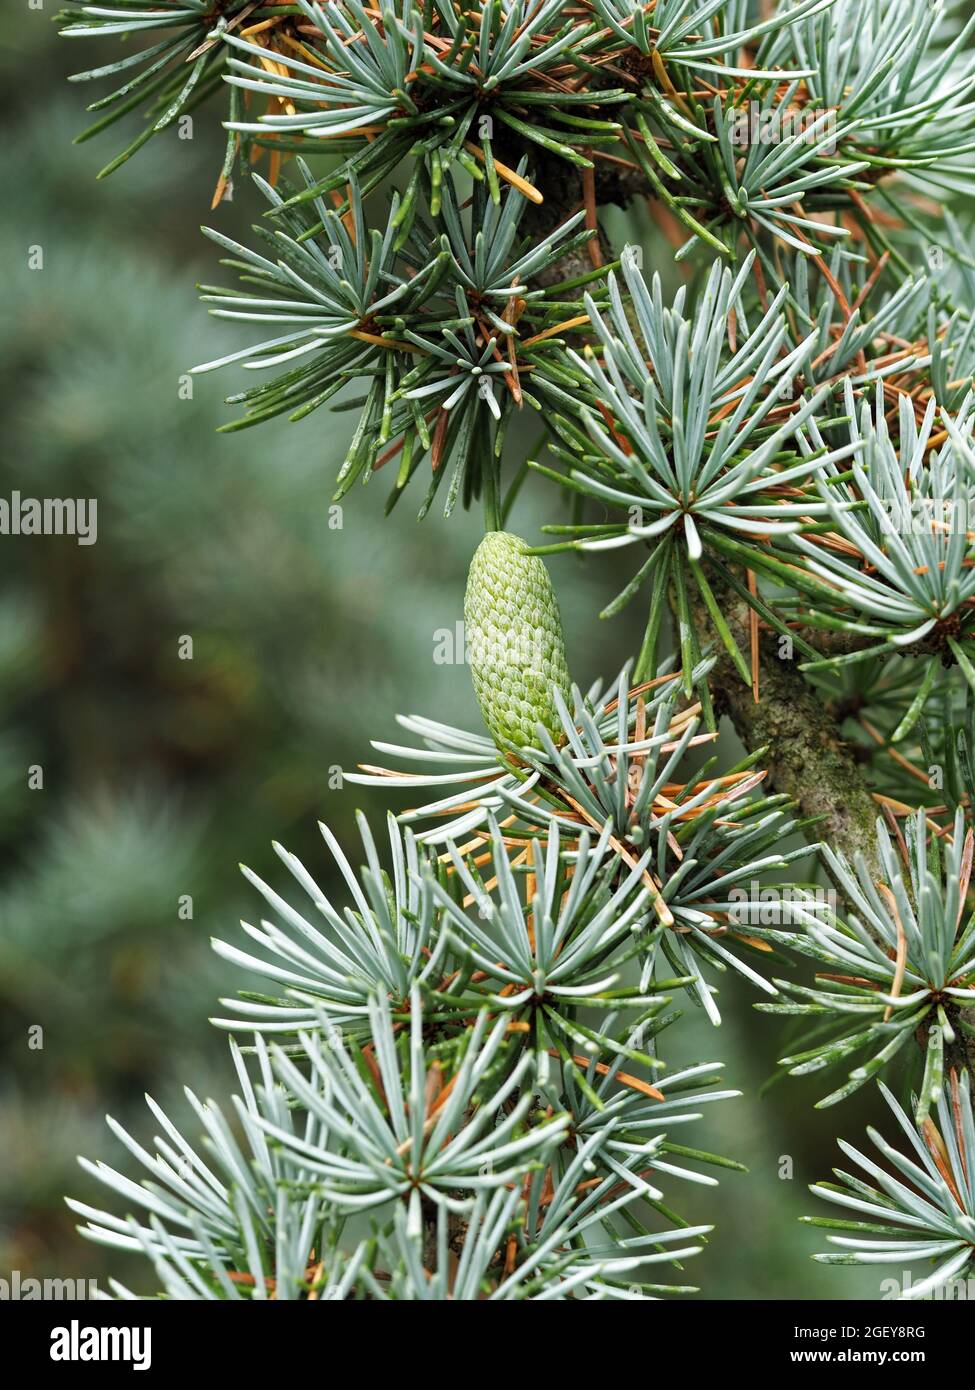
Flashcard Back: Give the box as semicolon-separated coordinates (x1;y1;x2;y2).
54;0;975;1300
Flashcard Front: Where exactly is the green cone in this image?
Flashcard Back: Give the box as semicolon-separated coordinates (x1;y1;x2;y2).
464;530;572;749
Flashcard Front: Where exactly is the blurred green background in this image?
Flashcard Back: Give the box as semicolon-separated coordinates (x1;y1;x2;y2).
0;9;891;1301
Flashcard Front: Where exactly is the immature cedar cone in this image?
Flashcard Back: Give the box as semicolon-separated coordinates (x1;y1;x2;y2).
464;530;572;748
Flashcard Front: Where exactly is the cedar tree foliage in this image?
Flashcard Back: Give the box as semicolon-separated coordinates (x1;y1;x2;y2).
59;0;975;1300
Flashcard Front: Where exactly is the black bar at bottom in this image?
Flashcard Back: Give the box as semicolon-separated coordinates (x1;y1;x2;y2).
0;1296;962;1375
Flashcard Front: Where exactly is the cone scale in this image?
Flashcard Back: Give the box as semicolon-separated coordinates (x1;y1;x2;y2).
464;531;572;749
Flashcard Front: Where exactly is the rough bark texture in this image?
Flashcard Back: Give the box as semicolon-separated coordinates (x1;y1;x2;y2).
686;564;885;880
684;544;975;1074
512;149;649;285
